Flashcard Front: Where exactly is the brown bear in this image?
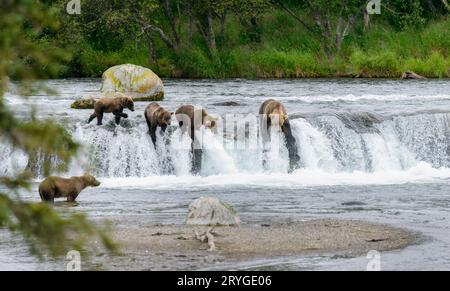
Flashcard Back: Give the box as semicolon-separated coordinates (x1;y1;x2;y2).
144;102;173;146
175;105;217;139
259;99;300;172
88;95;135;125
38;174;101;203
175;105;218;174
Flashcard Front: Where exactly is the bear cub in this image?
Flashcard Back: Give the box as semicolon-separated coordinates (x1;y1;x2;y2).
88;95;135;126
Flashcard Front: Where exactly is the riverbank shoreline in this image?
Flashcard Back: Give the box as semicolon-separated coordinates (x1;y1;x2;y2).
87;219;415;271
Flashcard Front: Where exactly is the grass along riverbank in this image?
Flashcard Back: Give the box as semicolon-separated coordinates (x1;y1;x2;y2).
61;14;449;79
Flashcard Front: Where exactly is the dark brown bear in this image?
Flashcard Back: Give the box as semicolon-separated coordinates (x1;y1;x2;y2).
144;102;173;146
175;105;218;174
259;99;300;172
38;174;101;203
88;95;135;125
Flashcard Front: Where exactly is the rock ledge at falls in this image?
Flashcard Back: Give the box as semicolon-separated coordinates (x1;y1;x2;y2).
186;197;241;226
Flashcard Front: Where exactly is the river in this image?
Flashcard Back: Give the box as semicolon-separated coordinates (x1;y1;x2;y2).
1;78;450;270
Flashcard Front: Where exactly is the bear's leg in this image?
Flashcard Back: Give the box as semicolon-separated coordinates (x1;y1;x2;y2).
282;120;301;172
113;110;124;125
97;111;104;126
162;131;175;175
145;113;152;131
67;195;77;203
150;126;158;146
259;117;271;171
88;113;97;124
115;109;128;119
191;136;202;175
192;148;202;175
39;189;55;203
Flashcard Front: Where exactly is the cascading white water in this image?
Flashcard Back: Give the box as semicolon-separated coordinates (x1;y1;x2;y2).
2;112;450;179
0;141;28;176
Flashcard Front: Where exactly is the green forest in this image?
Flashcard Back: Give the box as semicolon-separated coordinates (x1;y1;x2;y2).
30;0;450;78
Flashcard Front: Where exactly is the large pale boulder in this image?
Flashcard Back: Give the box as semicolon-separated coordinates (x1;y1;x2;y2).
101;64;164;101
186;197;241;226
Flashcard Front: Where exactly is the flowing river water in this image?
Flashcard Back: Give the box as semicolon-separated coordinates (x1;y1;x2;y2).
1;78;450;270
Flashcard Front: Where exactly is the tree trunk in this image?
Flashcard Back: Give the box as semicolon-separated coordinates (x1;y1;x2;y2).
363;8;370;31
219;8;227;40
145;32;158;67
162;0;180;47
206;10;217;53
188;9;193;43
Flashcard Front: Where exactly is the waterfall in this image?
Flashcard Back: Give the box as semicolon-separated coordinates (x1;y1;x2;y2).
2;112;450;178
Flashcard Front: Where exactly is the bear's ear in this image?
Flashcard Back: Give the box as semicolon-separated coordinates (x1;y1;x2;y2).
170;112;174;116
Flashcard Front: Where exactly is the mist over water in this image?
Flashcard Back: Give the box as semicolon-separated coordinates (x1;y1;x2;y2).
1;78;450;270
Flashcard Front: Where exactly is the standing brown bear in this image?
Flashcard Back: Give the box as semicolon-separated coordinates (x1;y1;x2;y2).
88;95;135;125
144;102;173;146
38;174;101;203
259;99;300;172
175;105;218;174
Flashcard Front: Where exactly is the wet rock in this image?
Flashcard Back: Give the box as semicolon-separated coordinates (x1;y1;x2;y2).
401;71;426;80
341;201;368;206
70;91;164;110
186;197;241;226
211;101;241;107
70;98;96;109
333;111;383;134
101;64;164;101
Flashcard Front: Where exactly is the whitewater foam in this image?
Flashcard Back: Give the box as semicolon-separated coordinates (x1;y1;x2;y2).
97;162;450;189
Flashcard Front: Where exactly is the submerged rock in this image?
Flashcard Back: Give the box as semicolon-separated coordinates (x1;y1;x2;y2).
341;201;368;206
101;64;164;101
70;98;96;109
211;101;241;107
401;71;426;80
186;197;241;226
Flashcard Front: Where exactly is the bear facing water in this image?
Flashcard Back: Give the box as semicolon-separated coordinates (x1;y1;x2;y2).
259;99;300;172
39;174;101;203
144;102;174;146
175;105;218;174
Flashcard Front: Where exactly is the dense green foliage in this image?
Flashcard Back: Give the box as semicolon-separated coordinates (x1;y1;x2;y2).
0;0;115;259
36;0;449;78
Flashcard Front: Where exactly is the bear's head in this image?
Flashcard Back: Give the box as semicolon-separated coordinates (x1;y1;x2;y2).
269;113;288;127
158;108;174;130
121;96;135;112
268;106;288;129
203;114;219;134
83;174;101;187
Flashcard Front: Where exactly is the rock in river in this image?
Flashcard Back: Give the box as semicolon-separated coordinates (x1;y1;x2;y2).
101;64;164;101
186;197;241;226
